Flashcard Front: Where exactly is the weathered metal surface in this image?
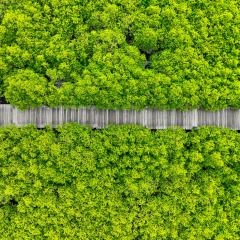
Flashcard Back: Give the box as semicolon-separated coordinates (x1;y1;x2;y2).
0;105;240;129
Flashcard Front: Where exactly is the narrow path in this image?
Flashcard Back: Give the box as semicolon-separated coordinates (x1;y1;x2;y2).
0;105;239;129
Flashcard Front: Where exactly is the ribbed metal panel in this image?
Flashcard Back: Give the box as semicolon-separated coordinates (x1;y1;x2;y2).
1;105;240;129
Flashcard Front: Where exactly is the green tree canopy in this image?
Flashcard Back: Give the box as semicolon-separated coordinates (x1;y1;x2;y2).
0;0;239;109
0;124;239;239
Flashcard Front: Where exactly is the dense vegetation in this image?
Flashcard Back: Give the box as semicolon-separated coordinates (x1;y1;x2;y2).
0;124;239;239
0;0;239;109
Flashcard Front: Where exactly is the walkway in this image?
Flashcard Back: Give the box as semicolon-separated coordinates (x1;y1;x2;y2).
0;105;239;129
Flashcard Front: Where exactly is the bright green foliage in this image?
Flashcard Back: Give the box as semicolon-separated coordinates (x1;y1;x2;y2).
4;69;48;109
0;0;239;109
0;124;239;239
134;27;159;52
